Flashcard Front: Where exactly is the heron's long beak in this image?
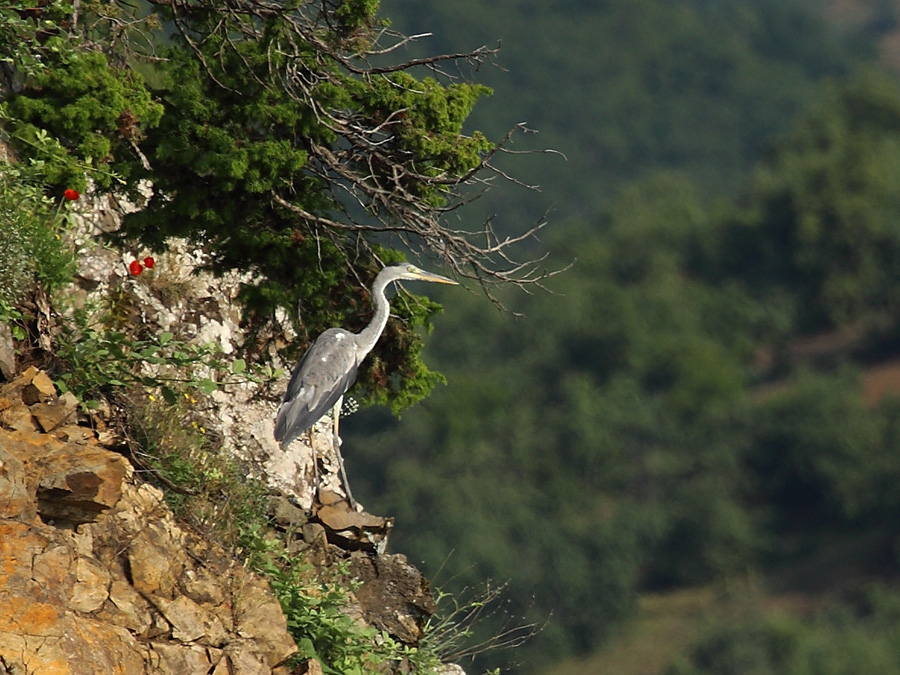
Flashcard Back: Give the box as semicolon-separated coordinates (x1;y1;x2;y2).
416;270;457;285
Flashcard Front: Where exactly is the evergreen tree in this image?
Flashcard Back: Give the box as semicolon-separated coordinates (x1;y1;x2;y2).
4;0;552;409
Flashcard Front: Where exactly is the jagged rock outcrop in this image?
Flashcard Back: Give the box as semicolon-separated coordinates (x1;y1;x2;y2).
0;192;462;674
0;367;297;674
0;366;454;675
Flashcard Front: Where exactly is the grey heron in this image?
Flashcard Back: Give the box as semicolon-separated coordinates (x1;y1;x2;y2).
274;263;458;506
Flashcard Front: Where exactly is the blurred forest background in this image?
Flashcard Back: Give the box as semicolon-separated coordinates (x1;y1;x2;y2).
340;0;900;673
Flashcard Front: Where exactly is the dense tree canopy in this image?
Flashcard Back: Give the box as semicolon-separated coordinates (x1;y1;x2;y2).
3;0;556;411
381;0;868;226
712;73;900;332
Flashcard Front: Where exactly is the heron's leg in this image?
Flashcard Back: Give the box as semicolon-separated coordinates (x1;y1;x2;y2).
331;396;357;509
307;427;318;502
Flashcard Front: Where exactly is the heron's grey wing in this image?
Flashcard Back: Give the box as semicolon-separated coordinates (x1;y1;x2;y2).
274;329;360;447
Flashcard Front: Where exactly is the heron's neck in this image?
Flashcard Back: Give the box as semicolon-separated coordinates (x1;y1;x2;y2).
355;274;393;358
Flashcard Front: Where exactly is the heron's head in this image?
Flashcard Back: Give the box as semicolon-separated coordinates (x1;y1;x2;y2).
387;263;458;285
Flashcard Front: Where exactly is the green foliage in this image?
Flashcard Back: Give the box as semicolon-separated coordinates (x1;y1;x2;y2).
714;73;900;330
745;367;900;531
53;300;278;409
262;556;400;675
334;0;381;31
0;2;76;82
132;46;314;204
357;71;492;186
6;47;162;189
667;586;900;675
0;160;76;308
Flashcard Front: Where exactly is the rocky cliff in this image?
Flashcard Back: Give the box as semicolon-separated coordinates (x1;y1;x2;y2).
0;181;465;674
0;366;449;674
0;367;298;673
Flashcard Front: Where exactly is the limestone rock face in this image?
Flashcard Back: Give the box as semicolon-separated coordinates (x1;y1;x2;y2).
0;369;297;674
66;203;360;513
0;197;459;673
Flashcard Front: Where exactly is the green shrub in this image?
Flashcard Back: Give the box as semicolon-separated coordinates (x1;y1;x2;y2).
5;48;162;190
0;161;76;309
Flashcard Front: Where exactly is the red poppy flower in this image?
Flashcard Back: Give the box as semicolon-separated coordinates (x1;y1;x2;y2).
143;256;155;269
63;188;80;201
129;260;144;276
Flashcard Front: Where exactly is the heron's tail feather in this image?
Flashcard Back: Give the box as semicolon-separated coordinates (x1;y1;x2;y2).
274;396;321;449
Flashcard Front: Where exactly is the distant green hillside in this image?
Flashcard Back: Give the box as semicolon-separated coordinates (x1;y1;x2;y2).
381;0;868;226
346;2;900;673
